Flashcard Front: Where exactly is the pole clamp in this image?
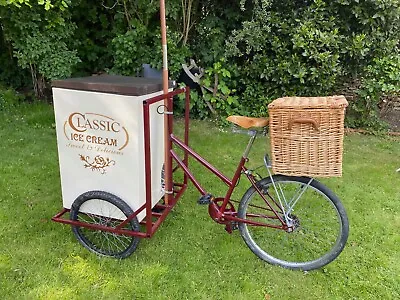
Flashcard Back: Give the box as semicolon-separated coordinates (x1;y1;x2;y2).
157;104;173;115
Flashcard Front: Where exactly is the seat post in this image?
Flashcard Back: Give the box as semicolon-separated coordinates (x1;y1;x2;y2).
243;130;257;158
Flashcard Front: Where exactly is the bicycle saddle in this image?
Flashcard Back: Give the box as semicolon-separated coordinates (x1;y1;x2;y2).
226;115;269;129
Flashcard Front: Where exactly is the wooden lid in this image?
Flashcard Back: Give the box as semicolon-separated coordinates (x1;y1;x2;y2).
52;75;175;96
268;95;348;109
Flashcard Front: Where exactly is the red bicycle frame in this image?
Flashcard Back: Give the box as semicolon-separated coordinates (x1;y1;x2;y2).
165;87;288;232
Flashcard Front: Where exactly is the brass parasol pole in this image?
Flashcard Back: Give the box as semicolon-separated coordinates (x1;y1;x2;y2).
160;0;171;205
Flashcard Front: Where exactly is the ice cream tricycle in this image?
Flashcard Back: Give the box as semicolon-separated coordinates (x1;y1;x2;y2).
51;75;349;271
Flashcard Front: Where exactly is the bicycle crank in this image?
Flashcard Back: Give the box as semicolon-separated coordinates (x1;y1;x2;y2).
208;198;237;233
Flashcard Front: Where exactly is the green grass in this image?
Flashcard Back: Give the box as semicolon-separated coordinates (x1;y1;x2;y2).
0;103;399;299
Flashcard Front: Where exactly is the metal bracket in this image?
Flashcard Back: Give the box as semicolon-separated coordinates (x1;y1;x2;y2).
244;169;252;175
182;59;204;84
157;104;173;115
231;125;258;137
263;154;272;168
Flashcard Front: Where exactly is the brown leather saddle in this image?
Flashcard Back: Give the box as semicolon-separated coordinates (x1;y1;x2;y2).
226;116;269;129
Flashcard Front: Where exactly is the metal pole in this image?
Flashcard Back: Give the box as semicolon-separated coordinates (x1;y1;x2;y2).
160;0;172;205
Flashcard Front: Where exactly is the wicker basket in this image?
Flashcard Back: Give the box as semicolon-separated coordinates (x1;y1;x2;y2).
268;96;348;177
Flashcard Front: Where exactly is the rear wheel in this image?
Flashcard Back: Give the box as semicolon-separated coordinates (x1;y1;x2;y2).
238;175;349;271
70;191;140;258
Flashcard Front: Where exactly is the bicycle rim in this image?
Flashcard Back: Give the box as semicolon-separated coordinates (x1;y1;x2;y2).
238;176;348;270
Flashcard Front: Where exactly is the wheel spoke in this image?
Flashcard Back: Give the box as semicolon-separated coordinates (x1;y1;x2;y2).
70;191;140;258
286;178;314;214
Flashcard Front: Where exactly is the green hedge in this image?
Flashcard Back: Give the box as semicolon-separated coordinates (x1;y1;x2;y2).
1;0;399;130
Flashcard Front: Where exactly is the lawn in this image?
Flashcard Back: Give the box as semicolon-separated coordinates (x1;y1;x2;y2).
0;102;399;299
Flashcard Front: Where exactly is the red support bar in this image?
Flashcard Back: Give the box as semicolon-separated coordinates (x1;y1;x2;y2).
171;149;206;195
222;214;286;230
171;134;232;186
143;88;186;105
51;208;69;220
143;102;153;236
164;94;174;206
183;87;190;185
116;203;146;229
145;182;187;236
217;157;247;212
245;172;286;225
52;212;148;238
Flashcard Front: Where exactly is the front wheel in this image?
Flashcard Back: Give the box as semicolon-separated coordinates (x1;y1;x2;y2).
70;191;140;258
238;175;349;271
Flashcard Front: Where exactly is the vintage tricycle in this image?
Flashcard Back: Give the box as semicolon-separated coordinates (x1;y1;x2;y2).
52;86;349;271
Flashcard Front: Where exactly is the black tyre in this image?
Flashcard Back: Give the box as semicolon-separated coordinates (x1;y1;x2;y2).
70;191;140;258
238;175;349;271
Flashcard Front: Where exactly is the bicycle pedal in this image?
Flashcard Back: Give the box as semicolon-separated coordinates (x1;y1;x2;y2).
231;222;239;230
225;222;239;234
198;194;213;205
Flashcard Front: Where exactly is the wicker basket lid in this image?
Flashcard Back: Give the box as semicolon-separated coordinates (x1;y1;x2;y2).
268;95;348;109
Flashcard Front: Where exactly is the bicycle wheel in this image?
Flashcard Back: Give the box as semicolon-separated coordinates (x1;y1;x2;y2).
238;175;349;271
70;191;140;258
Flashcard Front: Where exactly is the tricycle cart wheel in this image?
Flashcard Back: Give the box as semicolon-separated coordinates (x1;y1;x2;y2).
70;191;140;258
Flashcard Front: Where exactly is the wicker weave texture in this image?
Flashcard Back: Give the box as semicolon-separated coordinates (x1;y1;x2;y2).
268;96;347;177
268;95;348;109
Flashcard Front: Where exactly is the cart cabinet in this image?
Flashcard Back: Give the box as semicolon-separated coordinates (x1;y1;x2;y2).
52;75;171;221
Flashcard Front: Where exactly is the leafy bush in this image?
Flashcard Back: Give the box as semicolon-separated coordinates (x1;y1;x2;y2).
187;1;248;66
112;28;191;79
175;59;241;120
1;0;400;130
150;31;192;79
224;0;400;127
347;55;400;130
0;37;30;89
112;23;154;76
200;59;241;117
226;0;343;100
69;0;120;75
0;2;80;98
14;31;80;80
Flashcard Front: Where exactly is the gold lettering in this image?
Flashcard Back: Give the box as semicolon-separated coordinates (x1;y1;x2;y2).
71;133;84;141
92;119;100;130
68;112;86;132
111;122;120;133
84;118;93;130
67;113;123;141
109;139;117;147
99;120;107;131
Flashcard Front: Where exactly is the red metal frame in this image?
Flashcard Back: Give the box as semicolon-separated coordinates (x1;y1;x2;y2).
170;134;287;229
52;86;288;239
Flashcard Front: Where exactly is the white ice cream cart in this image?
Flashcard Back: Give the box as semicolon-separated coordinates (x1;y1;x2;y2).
51;75;188;258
